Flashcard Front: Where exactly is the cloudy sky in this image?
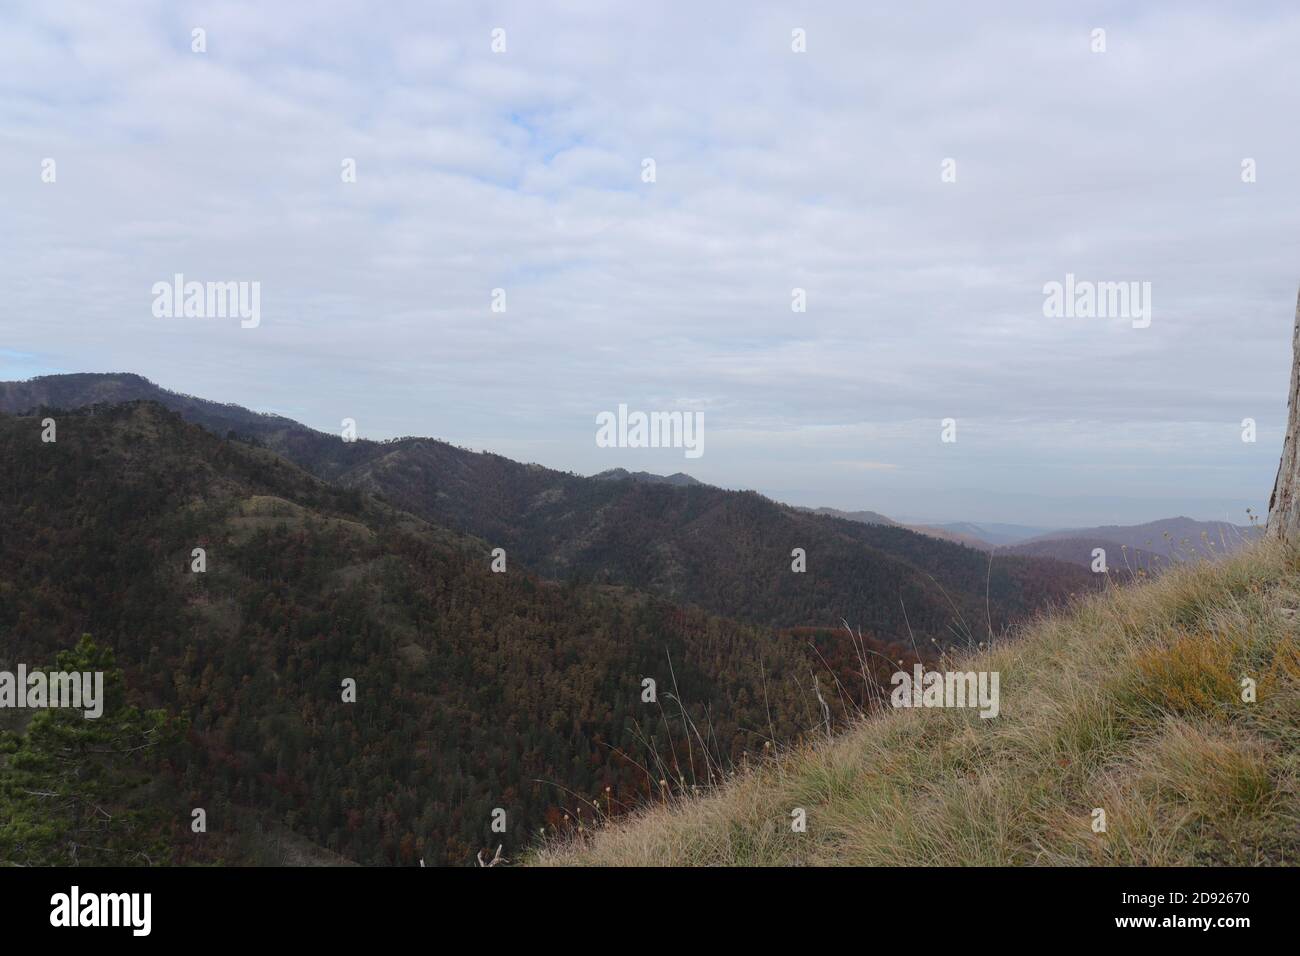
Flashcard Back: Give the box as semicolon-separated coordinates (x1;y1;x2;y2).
3;1;1297;526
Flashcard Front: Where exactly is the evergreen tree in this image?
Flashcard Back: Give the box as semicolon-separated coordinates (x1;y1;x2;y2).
0;635;182;866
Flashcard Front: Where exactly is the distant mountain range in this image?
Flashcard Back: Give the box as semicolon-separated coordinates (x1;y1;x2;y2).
805;506;1260;569
927;522;1053;547
2;373;1098;644
1022;517;1261;553
998;517;1263;570
797;508;994;549
1;374;1256;586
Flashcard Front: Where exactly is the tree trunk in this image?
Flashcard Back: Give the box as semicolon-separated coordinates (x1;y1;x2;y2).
1267;288;1300;540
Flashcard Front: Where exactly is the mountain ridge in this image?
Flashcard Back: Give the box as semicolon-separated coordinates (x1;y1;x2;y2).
1;373;1100;646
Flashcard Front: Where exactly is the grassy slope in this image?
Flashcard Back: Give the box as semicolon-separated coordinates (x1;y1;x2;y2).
535;540;1300;865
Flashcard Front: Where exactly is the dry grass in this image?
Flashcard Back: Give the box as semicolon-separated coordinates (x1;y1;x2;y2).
532;538;1300;866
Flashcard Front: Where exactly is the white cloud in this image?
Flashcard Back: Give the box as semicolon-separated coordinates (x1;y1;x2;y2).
1;0;1294;524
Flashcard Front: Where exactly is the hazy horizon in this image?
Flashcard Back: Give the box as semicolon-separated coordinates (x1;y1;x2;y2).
0;367;1265;529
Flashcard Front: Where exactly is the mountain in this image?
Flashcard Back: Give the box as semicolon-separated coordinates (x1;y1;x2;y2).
1020;517;1260;556
926;521;1054;547
1;400;914;865
998;537;1158;574
1;373;1101;649
1001;518;1262;570
802;506;995;550
536;538;1298;866
798;506;898;526
0;372;378;482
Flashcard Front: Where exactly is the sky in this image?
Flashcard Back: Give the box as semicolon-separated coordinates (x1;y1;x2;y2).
2;0;1297;527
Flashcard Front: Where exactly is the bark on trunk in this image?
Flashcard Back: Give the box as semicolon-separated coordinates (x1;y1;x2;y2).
1267;288;1300;540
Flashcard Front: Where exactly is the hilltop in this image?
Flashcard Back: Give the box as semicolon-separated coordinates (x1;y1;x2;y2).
593;468;704;487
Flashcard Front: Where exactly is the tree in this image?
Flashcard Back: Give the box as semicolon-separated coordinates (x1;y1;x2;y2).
0;635;182;866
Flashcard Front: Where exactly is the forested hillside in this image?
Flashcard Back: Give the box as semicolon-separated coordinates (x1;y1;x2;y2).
0;402;916;864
